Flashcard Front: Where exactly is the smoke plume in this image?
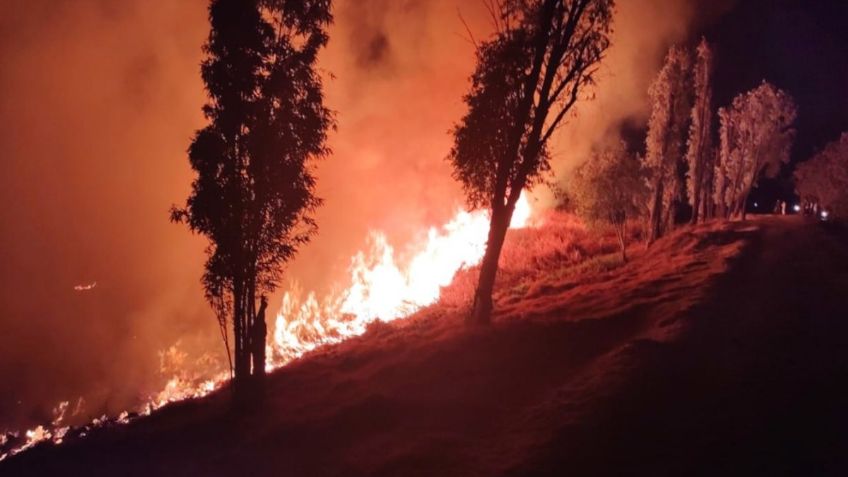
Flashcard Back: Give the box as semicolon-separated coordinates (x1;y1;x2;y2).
0;0;726;429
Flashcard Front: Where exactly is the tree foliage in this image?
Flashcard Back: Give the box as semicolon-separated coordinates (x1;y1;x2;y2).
572;141;646;261
714;81;796;219
643;45;692;243
171;0;333;393
449;0;614;324
795;132;848;218
685;38;715;224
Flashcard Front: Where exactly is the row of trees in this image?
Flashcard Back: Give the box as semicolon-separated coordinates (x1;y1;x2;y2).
570;38;798;263
645;40;797;242
451;4;803;326
178;0;619;400
175;0;810;404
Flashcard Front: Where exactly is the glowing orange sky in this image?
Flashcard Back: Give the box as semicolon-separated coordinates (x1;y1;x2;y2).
0;0;726;428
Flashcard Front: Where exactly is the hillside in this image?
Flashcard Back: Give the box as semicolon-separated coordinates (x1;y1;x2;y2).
3;216;848;476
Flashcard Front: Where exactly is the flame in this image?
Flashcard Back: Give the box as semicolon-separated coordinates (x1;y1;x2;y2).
270;194;532;365
0;194;533;461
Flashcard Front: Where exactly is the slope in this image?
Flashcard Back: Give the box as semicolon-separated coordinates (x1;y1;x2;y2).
3;216;847;476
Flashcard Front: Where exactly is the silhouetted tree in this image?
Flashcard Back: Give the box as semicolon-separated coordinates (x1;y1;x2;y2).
643;45;692;244
795;132;848;218
714;82;795;220
572;141;647;262
685;38;715;224
449;0;614;325
171;0;333;399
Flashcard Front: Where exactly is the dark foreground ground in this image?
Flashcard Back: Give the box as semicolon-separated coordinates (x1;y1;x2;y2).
3;216;847;476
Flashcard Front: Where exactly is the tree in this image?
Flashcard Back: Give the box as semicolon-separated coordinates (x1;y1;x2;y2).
795;132;848;218
171;0;333;398
572;141;647;261
714;82;796;220
643;45;692;243
685;38;715;224
714;106;732;219
449;0;614;325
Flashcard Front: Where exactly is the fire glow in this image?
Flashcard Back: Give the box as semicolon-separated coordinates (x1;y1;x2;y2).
271;194;532;365
0;195;533;461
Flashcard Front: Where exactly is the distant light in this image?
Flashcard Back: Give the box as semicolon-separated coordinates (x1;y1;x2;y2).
793;204;801;212
822;210;830;219
754;202;758;208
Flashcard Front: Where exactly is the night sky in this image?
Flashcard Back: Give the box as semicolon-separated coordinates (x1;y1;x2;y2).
705;0;848;204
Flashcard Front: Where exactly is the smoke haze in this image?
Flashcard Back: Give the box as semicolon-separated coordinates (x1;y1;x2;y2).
0;0;725;429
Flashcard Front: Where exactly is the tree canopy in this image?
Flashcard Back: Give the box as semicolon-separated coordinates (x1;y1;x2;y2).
572;141;646;261
449;0;614;324
715;81;796;219
795;132;848;217
171;0;333;394
643;45;692;243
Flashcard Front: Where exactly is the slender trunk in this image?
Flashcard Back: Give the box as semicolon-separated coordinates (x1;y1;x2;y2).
617;221;627;263
232;279;249;392
740;184;755;221
647;177;664;245
470;205;512;326
691;179;702;225
247;280;256;375
662;195;675;235
218;315;233;380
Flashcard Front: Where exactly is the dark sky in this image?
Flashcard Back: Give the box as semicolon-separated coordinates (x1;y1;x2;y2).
705;0;848;165
1;0;847;431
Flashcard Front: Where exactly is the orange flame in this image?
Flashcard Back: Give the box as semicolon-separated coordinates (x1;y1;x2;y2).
0;195;533;461
270;194;532;365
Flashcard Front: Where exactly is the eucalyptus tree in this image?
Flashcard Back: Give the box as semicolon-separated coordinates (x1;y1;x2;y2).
449;0;614;325
171;0;333;397
685;38;715;224
643;46;692;243
715;82;796;219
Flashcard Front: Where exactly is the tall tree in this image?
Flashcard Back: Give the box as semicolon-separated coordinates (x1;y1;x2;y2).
171;0;333;397
449;0;614;325
685;38;715;224
714;82;796;220
643;45;692;243
714;106;732;219
572;141;647;262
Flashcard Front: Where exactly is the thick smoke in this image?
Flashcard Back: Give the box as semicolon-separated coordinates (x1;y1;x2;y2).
0;0;724;430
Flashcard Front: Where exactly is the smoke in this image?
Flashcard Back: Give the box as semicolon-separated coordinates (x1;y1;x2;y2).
0;0;725;430
0;0;212;429
542;0;735;204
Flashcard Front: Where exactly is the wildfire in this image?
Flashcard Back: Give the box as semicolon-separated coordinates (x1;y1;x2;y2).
0;195;533;461
270;194;532;365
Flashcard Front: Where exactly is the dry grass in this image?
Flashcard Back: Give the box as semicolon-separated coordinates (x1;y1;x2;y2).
439;210;643;310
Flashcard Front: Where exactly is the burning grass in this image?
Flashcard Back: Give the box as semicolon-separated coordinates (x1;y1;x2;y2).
0;204;637;463
440;210;642;311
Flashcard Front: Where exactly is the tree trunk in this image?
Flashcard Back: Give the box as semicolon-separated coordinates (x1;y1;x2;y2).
617;221;627;263
647;178;664;245
469;206;512;326
691;181;702;225
232;279;250;404
740;185;754;221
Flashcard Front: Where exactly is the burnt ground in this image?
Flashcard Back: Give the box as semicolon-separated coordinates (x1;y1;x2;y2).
3;216;848;476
